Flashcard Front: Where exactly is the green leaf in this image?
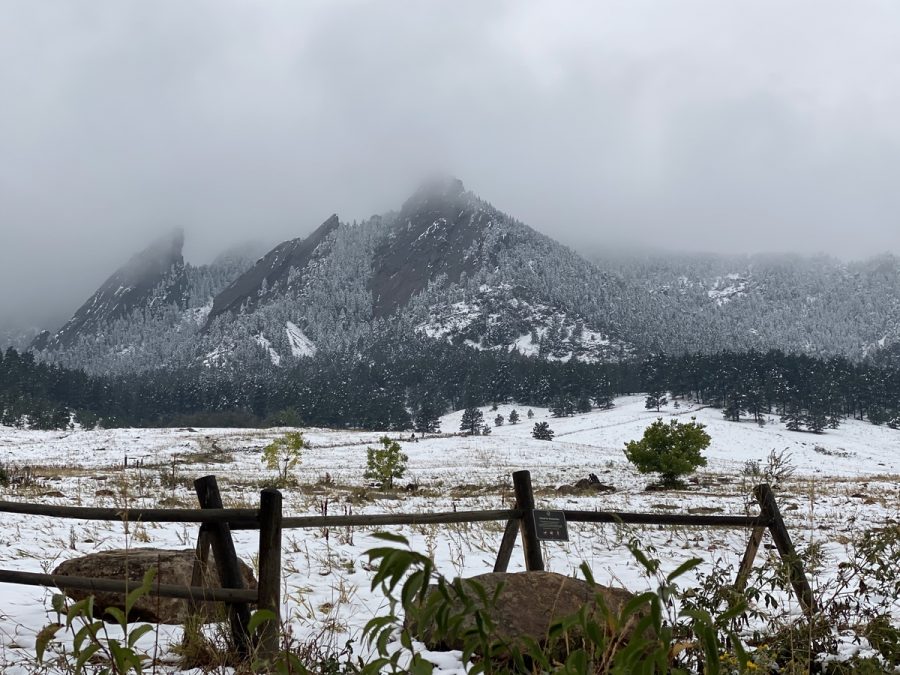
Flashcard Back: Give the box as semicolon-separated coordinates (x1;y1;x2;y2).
35;623;62;662
248;609;277;635
127;624;154;649
124;568;156;616
105;606;126;626
51;593;67;615
370;531;409;544
74;642;101;674
66;596;95;626
666;557;703;582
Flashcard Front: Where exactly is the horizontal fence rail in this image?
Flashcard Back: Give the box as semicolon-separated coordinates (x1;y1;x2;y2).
562;511;771;528
277;508;521;530
0;500;259;525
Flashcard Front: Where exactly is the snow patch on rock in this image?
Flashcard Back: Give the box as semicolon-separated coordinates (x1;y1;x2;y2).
285;321;317;358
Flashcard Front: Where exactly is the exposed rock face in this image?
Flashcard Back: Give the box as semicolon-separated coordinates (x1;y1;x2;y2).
33;229;188;350
370;178;501;317
407;571;641;660
205;214;340;325
53;548;257;624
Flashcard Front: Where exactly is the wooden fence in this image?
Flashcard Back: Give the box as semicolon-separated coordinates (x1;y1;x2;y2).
0;470;815;664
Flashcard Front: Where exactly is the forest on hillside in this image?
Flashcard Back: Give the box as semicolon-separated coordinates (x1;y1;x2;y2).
4;340;900;433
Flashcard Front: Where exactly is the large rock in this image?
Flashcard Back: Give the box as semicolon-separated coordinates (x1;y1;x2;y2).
53;548;257;624
407;571;644;660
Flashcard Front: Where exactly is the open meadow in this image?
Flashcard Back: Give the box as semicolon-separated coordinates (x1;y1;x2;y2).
1;396;899;673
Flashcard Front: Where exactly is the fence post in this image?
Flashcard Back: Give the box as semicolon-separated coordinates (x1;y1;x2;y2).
734;525;765;592
493;518;519;573
512;470;544;571
256;488;283;662
754;483;817;616
188;525;211;617
194;475;251;657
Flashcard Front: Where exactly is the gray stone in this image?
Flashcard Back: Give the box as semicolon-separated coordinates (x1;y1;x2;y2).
407;571;644;660
52;548;257;624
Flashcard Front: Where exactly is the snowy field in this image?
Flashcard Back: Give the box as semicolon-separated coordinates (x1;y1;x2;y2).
1;395;899;672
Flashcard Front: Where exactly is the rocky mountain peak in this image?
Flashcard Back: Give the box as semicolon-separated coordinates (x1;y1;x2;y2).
401;176;466;212
204;215;340;326
32;229;188;351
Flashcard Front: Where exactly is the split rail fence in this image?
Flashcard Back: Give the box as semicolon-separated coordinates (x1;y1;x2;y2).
0;470;816;663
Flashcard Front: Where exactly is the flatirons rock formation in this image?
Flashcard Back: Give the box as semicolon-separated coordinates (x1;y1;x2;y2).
29;176;900;375
206;214;340;325
32;229;187;351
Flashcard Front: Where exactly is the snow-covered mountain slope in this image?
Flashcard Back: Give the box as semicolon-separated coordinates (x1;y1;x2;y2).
594;251;900;358
206;215;340;325
30;179;634;373
25;179;900;374
30;236;259;373
416;283;628;362
31;229;188;351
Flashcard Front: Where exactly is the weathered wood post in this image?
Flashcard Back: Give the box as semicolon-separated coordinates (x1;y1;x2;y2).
188;525;211;617
512;470;544;571
734;525;765;592
746;483;817;616
256;487;283;662
493;518;519;573
194;475;251;657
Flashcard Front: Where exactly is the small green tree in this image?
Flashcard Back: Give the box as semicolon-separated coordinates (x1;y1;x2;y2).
508;409;520;424
365;436;408;489
262;431;306;487
624;417;710;488
494;414;504;427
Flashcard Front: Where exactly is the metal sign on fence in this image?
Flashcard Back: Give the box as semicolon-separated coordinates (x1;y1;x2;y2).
533;509;569;541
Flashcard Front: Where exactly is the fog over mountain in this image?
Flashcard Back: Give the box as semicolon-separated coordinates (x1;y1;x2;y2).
3;1;900;331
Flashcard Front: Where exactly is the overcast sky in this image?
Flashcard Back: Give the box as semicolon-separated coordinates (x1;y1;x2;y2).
3;1;900;329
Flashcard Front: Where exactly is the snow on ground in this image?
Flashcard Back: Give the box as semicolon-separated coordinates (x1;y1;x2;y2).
1;396;899;672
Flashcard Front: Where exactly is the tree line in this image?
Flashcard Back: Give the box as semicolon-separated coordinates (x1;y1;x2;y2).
641;349;900;432
3;343;900;432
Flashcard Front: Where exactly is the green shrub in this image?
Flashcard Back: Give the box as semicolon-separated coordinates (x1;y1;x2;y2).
38;568;158;674
262;431;307;487
365;436;408;489
624;417;710;488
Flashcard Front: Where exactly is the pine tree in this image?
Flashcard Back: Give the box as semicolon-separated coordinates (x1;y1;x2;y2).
460;407;484;435
532;421;554;441
508;409;520;424
494;414;504;426
645;391;667;412
414;399;442;434
550;395;575;417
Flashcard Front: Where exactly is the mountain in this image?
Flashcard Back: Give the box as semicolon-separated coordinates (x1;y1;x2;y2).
591;251;900;359
206;215;340;324
31;180;631;373
25;178;900;375
31;229;187;351
30;233;259;373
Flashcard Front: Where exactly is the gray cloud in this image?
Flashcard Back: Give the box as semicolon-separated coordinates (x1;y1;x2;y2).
2;0;900;329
